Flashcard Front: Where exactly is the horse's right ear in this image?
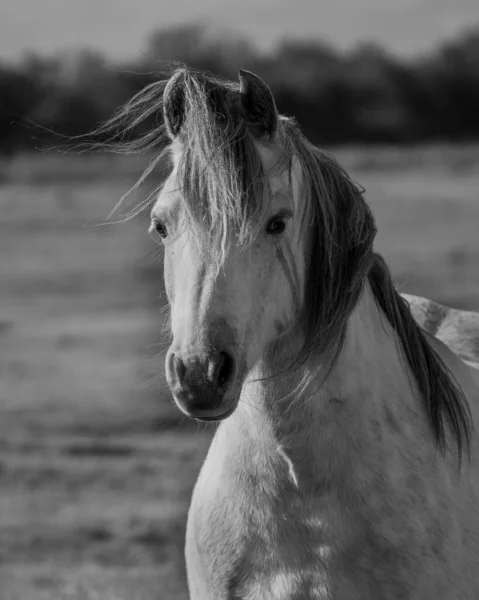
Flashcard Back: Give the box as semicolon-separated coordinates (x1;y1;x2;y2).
163;71;186;140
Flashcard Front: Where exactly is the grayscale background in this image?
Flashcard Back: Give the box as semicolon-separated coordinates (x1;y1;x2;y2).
1;1;478;598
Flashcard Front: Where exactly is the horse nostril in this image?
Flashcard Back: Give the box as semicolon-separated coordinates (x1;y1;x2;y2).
217;351;234;388
172;354;186;384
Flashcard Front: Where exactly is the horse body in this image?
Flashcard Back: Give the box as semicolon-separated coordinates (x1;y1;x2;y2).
186;285;479;599
109;66;479;598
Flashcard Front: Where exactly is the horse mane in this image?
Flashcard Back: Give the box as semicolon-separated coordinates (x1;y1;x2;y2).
368;254;472;458
278;128;471;458
92;66;472;457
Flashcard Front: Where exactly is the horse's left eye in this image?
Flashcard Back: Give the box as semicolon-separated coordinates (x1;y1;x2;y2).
265;216;287;236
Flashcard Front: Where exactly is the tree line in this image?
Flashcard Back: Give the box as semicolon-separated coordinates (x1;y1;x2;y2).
1;24;479;155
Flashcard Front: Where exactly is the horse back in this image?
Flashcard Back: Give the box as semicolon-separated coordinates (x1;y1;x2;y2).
402;293;479;370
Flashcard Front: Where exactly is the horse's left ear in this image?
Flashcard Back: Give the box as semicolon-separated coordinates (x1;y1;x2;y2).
163;70;186;140
238;70;278;140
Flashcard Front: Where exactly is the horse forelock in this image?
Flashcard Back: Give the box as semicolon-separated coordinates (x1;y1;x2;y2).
165;70;278;262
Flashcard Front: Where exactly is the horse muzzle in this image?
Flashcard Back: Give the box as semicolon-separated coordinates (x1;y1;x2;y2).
165;347;238;421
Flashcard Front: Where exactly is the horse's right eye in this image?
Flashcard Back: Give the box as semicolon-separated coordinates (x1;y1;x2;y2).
150;218;168;240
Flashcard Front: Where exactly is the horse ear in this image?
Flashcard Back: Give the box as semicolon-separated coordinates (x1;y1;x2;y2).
238;70;278;140
163;71;186;140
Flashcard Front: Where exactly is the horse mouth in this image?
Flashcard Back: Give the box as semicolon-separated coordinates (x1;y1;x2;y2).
193;404;237;422
172;395;239;423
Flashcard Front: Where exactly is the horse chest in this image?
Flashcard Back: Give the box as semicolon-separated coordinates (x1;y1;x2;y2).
186;481;333;599
185;444;476;600
184;441;335;598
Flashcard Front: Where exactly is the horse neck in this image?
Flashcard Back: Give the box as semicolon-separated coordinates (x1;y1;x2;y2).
232;280;432;492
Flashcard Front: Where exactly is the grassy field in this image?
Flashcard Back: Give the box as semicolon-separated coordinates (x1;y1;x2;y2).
1;147;478;599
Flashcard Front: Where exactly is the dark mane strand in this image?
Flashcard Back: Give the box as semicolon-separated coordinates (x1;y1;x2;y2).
368;254;472;460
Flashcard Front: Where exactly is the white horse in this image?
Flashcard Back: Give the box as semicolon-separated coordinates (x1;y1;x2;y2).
125;67;479;598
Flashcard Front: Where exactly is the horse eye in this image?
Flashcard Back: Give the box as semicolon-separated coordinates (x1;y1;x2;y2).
151;219;168;240
265;216;287;236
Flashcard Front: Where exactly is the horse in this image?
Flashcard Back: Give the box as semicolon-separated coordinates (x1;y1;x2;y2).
112;67;479;598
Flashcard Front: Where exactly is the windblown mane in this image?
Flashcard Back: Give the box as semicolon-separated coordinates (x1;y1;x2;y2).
368;255;472;458
94;66;471;457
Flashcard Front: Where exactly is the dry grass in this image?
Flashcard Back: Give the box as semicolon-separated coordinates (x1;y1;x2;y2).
1;147;478;599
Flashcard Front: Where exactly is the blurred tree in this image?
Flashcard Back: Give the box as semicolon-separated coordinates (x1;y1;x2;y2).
265;39;353;144
26;50;127;141
144;24;215;72
0;65;40;155
341;44;413;142
433;28;479;139
143;24;260;77
1;24;479;155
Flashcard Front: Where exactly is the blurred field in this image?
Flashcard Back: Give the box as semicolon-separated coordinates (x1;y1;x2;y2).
1;146;478;600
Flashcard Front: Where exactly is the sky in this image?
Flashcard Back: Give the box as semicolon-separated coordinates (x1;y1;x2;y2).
0;0;478;63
